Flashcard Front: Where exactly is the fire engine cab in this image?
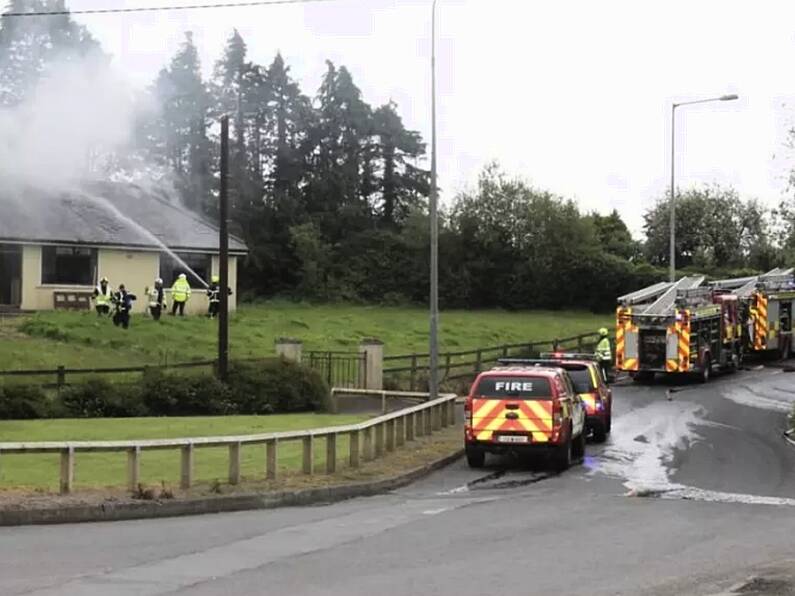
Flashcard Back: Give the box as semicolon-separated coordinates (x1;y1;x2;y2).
464;365;587;470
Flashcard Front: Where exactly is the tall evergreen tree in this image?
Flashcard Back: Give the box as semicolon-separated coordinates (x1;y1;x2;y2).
146;32;212;213
372;102;429;226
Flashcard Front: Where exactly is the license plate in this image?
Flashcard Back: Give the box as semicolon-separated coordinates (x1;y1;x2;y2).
497;435;529;444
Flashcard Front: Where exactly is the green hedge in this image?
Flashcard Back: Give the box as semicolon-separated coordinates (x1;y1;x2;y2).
0;359;330;420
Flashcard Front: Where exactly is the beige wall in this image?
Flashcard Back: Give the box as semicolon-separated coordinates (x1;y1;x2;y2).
19;244;240;314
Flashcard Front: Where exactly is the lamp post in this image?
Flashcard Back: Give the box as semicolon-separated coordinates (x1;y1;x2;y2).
429;0;440;400
669;93;738;282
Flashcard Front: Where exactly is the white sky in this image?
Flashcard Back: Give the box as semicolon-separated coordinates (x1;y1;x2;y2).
59;0;795;235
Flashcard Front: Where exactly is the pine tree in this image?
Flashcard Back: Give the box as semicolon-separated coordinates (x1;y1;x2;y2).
372;102;429;226
147;32;212;214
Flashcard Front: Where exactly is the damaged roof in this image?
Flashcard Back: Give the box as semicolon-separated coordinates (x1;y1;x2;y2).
0;180;247;253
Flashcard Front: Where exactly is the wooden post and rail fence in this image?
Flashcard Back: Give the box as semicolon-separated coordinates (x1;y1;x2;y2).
0;390;458;495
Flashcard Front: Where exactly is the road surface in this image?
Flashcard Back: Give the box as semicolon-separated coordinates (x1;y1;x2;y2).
2;366;795;596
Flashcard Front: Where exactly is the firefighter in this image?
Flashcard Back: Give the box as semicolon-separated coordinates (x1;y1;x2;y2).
595;327;613;381
147;278;166;321
170;273;191;316
92;277;112;316
206;275;233;319
112;284;137;330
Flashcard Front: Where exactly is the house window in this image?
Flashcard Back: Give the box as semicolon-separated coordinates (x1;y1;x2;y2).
41;246;97;286
159;252;212;288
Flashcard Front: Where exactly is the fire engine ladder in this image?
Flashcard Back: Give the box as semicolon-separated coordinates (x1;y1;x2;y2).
717;268;795;298
617;281;672;307
642;276;706;316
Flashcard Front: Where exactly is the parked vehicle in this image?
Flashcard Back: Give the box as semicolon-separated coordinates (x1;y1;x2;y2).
464;364;587;470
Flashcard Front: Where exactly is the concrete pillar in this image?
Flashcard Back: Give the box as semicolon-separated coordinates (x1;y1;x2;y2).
275;338;303;363
359;339;384;390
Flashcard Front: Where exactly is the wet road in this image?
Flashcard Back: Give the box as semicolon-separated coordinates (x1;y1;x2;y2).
2;366;795;596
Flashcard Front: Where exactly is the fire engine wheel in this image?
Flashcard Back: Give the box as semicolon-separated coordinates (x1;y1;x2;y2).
553;429;573;472
699;355;712;384
465;446;485;469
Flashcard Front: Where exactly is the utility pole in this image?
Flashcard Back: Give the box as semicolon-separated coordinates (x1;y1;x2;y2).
428;0;439;400
218;115;230;382
669;94;738;282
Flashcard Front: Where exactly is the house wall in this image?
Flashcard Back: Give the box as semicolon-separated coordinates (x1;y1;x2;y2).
19;244;240;315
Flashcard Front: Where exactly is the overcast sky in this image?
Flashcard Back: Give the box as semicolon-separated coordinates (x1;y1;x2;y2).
60;0;795;235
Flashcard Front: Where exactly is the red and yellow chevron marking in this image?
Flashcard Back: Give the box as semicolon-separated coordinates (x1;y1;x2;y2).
753;293;768;351
615;307;626;369
677;312;691;372
616;307;639;371
472;398;553;443
579;392;598;415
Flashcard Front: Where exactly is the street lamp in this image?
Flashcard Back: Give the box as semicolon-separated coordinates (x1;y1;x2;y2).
429;0;439;400
669;93;739;282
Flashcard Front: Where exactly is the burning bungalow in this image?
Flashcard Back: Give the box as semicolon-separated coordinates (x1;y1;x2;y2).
0;181;247;314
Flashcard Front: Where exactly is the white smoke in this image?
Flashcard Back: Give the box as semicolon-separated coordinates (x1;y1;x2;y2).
0;53;152;189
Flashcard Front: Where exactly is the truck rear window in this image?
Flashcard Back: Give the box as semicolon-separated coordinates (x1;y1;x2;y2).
474;377;552;399
566;367;596;393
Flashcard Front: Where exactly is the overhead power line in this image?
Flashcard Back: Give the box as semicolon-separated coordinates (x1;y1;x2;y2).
1;0;337;18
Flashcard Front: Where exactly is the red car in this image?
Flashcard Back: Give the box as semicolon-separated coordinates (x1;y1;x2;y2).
499;355;613;442
464;365;587;470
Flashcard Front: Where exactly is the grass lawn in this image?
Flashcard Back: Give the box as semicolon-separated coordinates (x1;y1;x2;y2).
0;301;611;371
0;413;367;491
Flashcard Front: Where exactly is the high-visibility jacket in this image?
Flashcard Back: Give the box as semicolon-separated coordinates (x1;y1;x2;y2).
94;284;112;306
595;337;612;361
171;279;191;303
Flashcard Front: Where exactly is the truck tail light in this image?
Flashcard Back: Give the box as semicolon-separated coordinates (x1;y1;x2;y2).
552;399;563;428
464;396;473;425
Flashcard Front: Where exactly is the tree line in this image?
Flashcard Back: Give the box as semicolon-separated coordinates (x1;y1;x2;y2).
1;2;794;313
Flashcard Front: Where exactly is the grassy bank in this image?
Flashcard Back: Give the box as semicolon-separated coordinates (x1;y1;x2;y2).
0;413;366;490
0;302;610;371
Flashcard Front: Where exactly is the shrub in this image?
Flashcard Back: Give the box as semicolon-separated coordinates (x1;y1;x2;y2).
18;318;71;342
55;378;148;418
227;359;330;414
140;370;236;416
0;384;50;419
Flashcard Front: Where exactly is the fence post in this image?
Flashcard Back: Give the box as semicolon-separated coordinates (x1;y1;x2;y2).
415;411;424;437
448;399;457;426
59;447;74;494
475;349;482;373
502;346;509;358
396;416;406;447
363;427;374;461
385;420;396;452
349;430;360;468
228;442;241;485
444;353;451;378
302;435;314;475
406;413;415;441
326;352;333;387
127;446;141;492
180;444;194;489
266;439;278;480
375;423;385;457
410;355;418;391
326;433;337;474
56;365;66;389
433;405;442;430
424;408;433;435
577;335;584;351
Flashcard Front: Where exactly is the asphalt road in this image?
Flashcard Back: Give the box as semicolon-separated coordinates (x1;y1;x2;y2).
3;365;795;596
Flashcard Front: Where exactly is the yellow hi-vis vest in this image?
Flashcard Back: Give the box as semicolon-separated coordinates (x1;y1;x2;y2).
595;337;612;361
95;285;112;306
171;279;191;303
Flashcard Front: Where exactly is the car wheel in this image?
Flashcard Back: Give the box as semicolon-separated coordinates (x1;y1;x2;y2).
466;446;485;469
592;422;607;443
573;429;586;460
553;429;572;472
